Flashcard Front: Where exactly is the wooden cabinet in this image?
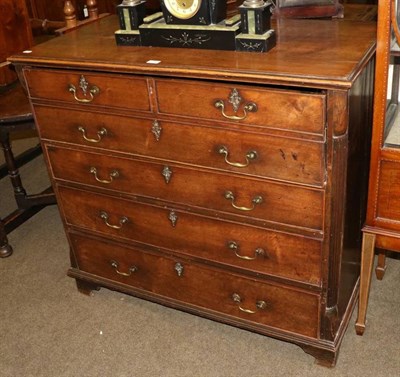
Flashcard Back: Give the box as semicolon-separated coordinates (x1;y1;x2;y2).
355;0;400;335
9;16;376;367
26;0;65;20
0;0;33;85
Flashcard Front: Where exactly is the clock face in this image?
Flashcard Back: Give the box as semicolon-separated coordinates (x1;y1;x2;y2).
164;0;202;20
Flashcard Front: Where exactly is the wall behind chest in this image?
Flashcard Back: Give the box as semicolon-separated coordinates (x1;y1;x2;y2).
25;0;241;21
25;0;120;21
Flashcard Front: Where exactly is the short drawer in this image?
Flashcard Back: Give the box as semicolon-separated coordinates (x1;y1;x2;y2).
24;69;151;112
70;233;320;338
59;186;322;285
48;147;324;230
155;79;326;135
376;160;400;226
35;105;325;186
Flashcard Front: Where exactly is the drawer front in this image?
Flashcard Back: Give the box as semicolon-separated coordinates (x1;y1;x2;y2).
48;147;324;230
155;79;326;134
34;106;325;186
376;160;400;225
71;233;320;338
24;69;151;111
59;186;322;285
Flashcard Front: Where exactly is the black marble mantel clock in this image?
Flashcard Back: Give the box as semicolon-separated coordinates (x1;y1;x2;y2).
115;0;276;52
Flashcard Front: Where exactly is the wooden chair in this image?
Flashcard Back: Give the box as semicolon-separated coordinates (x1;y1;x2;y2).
0;0;57;257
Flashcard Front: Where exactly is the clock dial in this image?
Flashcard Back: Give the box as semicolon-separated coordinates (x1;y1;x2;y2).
164;0;202;20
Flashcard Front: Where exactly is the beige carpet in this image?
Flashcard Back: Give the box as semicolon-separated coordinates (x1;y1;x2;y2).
0;149;399;377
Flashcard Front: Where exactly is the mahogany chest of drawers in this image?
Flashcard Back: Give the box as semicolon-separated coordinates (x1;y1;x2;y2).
10;16;376;367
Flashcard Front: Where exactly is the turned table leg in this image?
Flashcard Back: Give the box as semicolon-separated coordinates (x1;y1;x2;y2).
0;219;13;258
355;232;376;335
0;129;28;205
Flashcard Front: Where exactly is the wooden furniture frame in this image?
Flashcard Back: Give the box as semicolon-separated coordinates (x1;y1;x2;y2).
355;0;400;335
10;16;376;366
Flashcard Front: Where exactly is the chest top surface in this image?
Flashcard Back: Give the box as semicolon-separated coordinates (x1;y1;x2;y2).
9;15;376;88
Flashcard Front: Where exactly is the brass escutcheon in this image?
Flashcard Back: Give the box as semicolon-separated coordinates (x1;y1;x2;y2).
174;262;184;277
162;166;172;184
168;211;178;227
151;120;162;141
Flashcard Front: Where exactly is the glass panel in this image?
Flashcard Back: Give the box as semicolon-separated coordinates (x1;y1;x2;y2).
384;60;400;147
384;0;400;148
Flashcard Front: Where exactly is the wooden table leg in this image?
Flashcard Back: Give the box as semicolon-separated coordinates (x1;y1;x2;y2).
0;218;13;258
355;232;376;335
0;129;28;205
375;249;387;280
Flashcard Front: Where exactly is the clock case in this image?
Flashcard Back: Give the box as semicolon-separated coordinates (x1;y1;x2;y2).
115;0;276;53
160;0;227;25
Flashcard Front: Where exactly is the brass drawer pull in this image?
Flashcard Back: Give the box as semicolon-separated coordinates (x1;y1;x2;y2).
100;211;128;229
214;100;257;120
227;241;266;260
90;167;119;184
218;146;257;168
68;75;100;103
110;260;138;276
224;191;263;211
232;293;267;314
214;88;257;121
78;126;107;143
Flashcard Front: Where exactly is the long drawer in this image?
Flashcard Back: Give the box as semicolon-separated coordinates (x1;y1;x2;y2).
70;233;320;338
24;69;151;112
59;186;322;285
34;105;325;186
155;79;326;135
48;146;324;230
